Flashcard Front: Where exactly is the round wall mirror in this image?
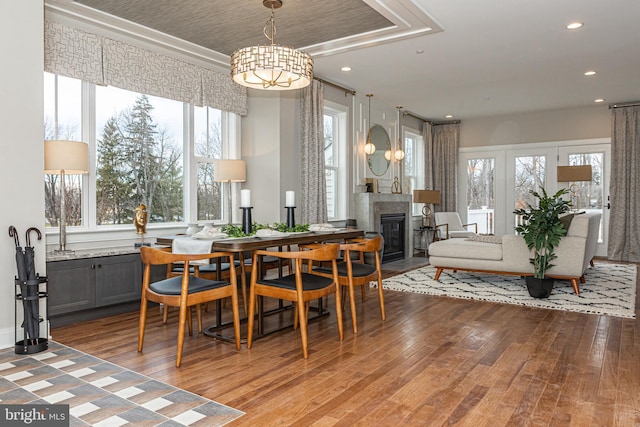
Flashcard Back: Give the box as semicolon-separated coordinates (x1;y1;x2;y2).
367;124;391;176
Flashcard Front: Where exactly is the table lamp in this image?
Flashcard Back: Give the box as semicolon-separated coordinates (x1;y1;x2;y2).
45;140;89;254
214;159;246;225
413;189;441;227
557;165;592;212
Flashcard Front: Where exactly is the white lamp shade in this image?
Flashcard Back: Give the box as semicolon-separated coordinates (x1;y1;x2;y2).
214;159;246;182
45;140;89;174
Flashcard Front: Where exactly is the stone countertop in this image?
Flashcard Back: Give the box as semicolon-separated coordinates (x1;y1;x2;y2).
46;246;146;262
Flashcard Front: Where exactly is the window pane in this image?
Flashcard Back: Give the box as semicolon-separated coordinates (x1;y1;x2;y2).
514;155;545;209
324;114;335;166
194;106;222;159
467;158;495;234
44;73;83;228
325;168;336;218
404;136;415;176
95;86;184;224
197;162;222;221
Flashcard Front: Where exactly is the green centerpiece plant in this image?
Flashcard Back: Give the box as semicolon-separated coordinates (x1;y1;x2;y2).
513;188;571;298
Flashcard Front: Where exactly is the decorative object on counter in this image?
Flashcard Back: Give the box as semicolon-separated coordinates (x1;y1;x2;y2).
185;223;201;235
365;178;378;193
133;204;150;247
45;140;89;254
391;177;402;194
230;0;312;90
557;165;592;213
214;159;246;225
9;226;48;354
345;218;357;228
413;189;441;227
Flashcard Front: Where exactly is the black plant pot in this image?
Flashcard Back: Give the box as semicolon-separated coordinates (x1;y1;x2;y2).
525;277;554;298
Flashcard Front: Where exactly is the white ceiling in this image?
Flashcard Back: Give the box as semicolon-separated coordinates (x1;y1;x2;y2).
54;0;640;120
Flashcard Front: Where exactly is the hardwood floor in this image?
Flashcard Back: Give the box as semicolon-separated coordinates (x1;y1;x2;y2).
51;261;640;426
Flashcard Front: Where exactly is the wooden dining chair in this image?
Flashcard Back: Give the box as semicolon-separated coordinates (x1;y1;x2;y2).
139;246;241;367
309;236;385;333
247;243;343;359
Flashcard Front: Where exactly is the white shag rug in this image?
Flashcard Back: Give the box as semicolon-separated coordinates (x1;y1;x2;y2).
375;263;637;318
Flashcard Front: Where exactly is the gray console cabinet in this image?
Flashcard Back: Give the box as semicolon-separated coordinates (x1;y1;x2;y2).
47;254;142;321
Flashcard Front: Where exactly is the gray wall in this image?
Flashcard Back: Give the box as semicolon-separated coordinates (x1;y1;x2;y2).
460;105;610;147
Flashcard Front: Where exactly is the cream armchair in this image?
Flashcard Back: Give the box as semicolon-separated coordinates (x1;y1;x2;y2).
434;212;478;239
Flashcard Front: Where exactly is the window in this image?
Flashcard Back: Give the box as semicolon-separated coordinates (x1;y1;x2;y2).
95;85;184;225
466;158;495;234
323;102;348;220
44;71;238;231
403;129;424;215
194;106;223;221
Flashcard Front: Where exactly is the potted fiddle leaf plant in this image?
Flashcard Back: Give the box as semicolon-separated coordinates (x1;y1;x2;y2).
514;188;571;298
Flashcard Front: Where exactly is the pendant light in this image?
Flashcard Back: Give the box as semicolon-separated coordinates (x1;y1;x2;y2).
230;0;313;90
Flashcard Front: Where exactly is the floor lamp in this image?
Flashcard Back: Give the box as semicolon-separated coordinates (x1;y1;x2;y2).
413;189;441;228
45;140;89;254
557;165;592;212
213;159;246;225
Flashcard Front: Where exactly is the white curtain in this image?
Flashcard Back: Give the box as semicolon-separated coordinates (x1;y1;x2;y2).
300;80;327;224
425;123;459;212
608;105;640;262
44;20;248;116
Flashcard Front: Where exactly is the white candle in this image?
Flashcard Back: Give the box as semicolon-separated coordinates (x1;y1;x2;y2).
240;189;251;207
285;191;295;207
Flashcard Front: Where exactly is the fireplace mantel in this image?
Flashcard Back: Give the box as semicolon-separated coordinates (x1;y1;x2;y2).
354;193;413;261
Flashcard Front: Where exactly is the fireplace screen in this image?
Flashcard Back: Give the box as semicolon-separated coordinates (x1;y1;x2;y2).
380;213;405;263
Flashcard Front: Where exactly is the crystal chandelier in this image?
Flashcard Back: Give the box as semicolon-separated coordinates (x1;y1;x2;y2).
230;0;313;90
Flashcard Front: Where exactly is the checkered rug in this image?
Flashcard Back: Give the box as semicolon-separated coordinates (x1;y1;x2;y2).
376;263;637;318
0;341;244;426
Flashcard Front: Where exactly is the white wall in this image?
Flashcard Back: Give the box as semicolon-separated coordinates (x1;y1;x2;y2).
241;90;283;224
0;1;45;348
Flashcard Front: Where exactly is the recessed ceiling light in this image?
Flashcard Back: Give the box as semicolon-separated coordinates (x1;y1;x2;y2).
566;22;583;30
584;70;596;76
445;114;453;119
416;49;424;54
594;98;605;103
341;66;351;72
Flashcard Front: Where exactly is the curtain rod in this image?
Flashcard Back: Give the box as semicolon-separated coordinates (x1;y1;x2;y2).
609;101;640;109
314;77;356;96
403;110;461;125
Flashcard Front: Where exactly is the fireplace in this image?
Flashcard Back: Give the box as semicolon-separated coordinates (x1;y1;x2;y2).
354;193;412;262
380;213;405;263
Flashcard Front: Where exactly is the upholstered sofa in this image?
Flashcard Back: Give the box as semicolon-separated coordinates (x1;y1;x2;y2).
428;212;601;295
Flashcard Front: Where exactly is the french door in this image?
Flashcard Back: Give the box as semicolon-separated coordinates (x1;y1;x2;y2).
558;144;610;256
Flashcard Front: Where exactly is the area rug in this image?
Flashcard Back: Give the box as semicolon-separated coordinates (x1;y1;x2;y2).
375;263;637;318
0;341;244;426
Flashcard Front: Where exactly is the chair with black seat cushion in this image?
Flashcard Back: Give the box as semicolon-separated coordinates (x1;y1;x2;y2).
310;236;385;333
164;257;244;318
139;246;241;367
246;243;343;359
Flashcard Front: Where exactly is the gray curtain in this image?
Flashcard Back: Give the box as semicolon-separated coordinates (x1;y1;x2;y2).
425;123;459;212
300;80;328;224
608;105;640;262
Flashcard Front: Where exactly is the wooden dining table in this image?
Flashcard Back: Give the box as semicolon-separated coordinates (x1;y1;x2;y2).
156;228;365;340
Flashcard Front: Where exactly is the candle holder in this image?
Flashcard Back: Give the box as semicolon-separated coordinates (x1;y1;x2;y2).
286;206;296;229
240;207;253;235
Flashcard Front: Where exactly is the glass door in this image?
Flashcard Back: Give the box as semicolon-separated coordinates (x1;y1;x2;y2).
558;144;610;257
466;158;495;234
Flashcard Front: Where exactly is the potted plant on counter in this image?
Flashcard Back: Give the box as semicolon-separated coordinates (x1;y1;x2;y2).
514;188;571;298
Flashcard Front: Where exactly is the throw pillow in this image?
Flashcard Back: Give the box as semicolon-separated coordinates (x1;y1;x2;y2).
466;234;503;244
559;213;575;231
